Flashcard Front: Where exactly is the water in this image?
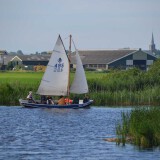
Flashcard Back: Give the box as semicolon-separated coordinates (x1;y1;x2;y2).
0;106;159;160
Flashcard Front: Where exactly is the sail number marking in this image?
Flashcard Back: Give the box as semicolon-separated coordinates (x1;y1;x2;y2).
54;58;64;72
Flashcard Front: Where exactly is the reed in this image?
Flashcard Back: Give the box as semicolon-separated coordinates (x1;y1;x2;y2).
116;107;160;148
0;81;39;105
1;60;160;106
0;72;41;105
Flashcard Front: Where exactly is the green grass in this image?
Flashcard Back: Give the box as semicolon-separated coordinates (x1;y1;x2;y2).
0;72;41;105
0;72;42;83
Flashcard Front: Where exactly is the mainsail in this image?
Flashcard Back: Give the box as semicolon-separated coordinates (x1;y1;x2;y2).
37;35;88;96
70;49;88;94
37;35;69;95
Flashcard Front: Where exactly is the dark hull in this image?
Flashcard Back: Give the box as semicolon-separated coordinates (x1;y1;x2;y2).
19;99;93;109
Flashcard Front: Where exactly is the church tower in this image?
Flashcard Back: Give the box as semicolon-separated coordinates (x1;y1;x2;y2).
149;33;156;53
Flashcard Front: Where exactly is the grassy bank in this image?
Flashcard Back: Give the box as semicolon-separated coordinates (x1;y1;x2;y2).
116;107;160;148
0;72;41;105
1;59;160;106
0;71;104;105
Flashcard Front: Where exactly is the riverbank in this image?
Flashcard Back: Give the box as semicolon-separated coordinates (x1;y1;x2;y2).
1;59;160;106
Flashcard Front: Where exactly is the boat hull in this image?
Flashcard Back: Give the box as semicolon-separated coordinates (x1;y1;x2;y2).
19;99;93;109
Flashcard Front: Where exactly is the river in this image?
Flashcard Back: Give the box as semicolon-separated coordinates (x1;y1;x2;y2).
0;106;159;160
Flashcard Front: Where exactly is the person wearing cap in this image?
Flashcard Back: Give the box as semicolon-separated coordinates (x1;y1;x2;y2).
27;91;35;103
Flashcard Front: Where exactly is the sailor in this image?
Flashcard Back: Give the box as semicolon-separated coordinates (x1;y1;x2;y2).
27;91;35;103
58;95;65;105
41;95;47;104
46;96;54;104
72;95;79;104
83;95;89;103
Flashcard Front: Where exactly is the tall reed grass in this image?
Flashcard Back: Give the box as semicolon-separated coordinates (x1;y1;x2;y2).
116;107;160;148
0;72;41;105
1;59;160;106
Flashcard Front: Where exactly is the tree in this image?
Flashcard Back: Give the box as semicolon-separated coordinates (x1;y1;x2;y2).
17;50;23;55
6;62;14;70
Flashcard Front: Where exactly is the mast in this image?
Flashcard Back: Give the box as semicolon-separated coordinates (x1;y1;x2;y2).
67;35;72;100
69;35;72;57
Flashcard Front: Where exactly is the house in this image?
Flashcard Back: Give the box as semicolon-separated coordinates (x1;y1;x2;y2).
0;50;8;55
74;48;157;71
0;50;8;65
9;55;50;70
0;54;50;70
74;49;136;70
107;49;157;70
0;52;12;70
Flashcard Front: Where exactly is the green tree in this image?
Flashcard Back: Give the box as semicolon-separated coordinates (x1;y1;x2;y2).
6;62;14;70
17;50;23;55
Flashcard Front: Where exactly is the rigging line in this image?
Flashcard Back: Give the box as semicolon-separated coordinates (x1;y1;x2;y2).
71;38;77;51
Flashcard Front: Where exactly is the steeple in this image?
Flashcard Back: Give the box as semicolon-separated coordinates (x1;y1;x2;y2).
149;32;156;53
151;33;154;44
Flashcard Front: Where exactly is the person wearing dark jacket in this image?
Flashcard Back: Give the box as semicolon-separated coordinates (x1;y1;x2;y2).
83;95;89;103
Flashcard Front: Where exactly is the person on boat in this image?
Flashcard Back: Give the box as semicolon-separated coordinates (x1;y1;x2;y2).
46;96;54;104
41;95;47;104
58;95;65;105
72;95;79;104
65;98;73;104
83;95;89;103
27;91;35;103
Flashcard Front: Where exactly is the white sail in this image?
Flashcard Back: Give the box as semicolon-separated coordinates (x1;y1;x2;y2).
37;35;69;96
70;49;88;94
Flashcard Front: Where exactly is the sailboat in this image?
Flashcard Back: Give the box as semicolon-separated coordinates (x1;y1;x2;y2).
19;35;93;108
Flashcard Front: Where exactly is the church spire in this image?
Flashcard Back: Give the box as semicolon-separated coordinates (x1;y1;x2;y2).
149;32;156;53
151;32;154;44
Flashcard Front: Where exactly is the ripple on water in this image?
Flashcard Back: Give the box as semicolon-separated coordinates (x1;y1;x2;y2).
0;106;160;160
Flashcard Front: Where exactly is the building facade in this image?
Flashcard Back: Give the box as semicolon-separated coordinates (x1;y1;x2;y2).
0;49;157;71
74;49;157;71
107;49;157;71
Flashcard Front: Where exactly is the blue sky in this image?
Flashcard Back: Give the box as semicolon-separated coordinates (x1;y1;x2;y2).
0;0;160;54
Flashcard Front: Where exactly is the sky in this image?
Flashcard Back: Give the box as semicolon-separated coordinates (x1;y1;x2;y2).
0;0;160;54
